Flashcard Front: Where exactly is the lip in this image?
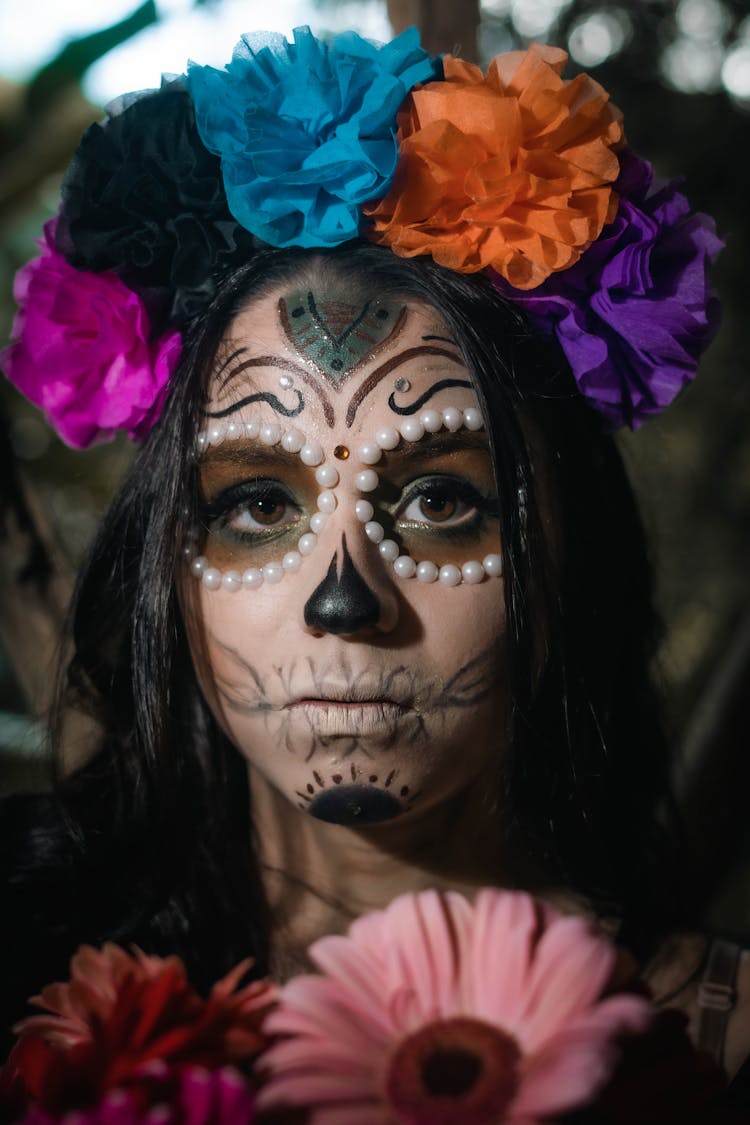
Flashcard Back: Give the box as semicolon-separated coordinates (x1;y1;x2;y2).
287;698;408;736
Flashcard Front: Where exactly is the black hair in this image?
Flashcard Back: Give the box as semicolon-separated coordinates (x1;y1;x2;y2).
1;243;683;1039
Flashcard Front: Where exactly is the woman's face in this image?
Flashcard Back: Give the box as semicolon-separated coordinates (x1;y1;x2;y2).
184;278;509;827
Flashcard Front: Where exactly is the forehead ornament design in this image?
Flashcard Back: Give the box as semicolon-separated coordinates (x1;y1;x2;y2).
279;290;404;385
189;405;502;592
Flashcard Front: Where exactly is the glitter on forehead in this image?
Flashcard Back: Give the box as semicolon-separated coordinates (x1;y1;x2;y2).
278;287;405;385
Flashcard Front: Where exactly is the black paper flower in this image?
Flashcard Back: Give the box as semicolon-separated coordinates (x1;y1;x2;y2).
56;81;255;333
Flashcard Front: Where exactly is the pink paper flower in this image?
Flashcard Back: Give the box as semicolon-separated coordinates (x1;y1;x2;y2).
1;220;181;449
258;889;652;1123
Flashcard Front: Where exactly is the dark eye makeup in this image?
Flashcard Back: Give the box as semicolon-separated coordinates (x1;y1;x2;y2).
395;475;499;539
202;479;303;544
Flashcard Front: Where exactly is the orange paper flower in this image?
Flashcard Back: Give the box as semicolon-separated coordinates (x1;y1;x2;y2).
365;44;624;289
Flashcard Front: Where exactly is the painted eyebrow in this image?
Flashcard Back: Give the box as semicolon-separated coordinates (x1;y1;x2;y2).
380;430;491;466
198;441;303;471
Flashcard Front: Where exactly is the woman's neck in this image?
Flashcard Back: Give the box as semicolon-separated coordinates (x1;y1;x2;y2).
248;761;553;979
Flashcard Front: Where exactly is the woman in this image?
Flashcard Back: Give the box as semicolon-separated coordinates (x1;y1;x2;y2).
2;26;745;1080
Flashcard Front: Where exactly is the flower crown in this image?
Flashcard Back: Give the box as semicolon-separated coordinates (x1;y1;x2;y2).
2;26;722;448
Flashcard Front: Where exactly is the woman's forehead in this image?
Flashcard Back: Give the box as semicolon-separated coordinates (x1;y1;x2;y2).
204;281;482;438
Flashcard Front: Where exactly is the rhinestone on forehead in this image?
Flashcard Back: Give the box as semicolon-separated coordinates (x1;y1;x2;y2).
189;405;502;591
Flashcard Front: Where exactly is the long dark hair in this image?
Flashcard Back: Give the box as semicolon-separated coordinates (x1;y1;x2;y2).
2;243;681;1031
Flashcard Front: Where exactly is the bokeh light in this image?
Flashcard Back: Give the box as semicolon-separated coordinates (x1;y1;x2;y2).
568;8;631;67
662;36;725;93
676;0;730;42
722;43;750;107
510;0;571;40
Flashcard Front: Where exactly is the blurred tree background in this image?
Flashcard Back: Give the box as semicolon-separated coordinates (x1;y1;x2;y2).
1;0;749;929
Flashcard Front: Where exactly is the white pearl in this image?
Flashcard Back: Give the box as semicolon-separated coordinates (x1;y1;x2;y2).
242;568;264;589
202;567;222;590
462;560;485;584
365;521;385;543
378;539;400;562
244;420;260;439
260;422;281;446
375;426;400;450
190;555;208;576
207;422;225;445
419;409;442;433
357;442;382;465
355;469;379;492
279;374;294;389
400;418;425;442
225;420;240;439
182;544;195;560
438;564;462;587
196;433;208;452
355;499;374;522
393;555;417;579
315;464;339;487
442;407;463;432
310;512;328;534
483;552;503;577
463;407;484;431
300;441;324;466
298;533;317;555
262;561;284;584
317;490;337;514
281;428;304;453
416;560;439;583
221;570;242;592
282;551;302;571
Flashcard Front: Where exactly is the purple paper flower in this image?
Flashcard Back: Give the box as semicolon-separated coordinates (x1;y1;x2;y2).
492;150;723;429
1;220;180;449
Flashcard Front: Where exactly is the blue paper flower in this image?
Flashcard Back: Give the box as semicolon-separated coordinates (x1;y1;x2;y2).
186;26;440;249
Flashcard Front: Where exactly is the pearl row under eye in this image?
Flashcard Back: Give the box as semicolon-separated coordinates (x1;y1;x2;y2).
190;420;332;591
189;407;502;591
350;407;502;586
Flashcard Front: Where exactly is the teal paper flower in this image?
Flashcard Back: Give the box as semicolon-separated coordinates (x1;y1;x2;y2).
186;26;439;248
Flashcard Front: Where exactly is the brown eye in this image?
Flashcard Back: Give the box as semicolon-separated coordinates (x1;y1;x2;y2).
204;481;302;538
396;475;497;534
417;494;457;523
248;496;286;526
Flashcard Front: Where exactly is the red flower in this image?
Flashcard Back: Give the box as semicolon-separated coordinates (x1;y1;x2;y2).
4;945;276;1116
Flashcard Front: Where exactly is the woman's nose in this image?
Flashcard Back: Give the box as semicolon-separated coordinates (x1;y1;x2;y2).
302;532;399;637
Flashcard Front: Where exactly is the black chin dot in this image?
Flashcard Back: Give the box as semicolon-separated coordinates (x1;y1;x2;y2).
308;785;403;825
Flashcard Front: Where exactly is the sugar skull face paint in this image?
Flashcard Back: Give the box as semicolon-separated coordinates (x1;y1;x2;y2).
183;281;508;827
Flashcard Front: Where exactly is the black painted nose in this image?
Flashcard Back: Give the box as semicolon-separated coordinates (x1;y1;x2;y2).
303;535;380;635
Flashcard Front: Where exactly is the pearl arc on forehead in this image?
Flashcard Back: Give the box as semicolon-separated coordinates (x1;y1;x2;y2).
191;405;502;591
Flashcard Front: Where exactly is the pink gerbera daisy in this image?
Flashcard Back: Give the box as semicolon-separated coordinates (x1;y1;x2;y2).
257;889;652;1124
